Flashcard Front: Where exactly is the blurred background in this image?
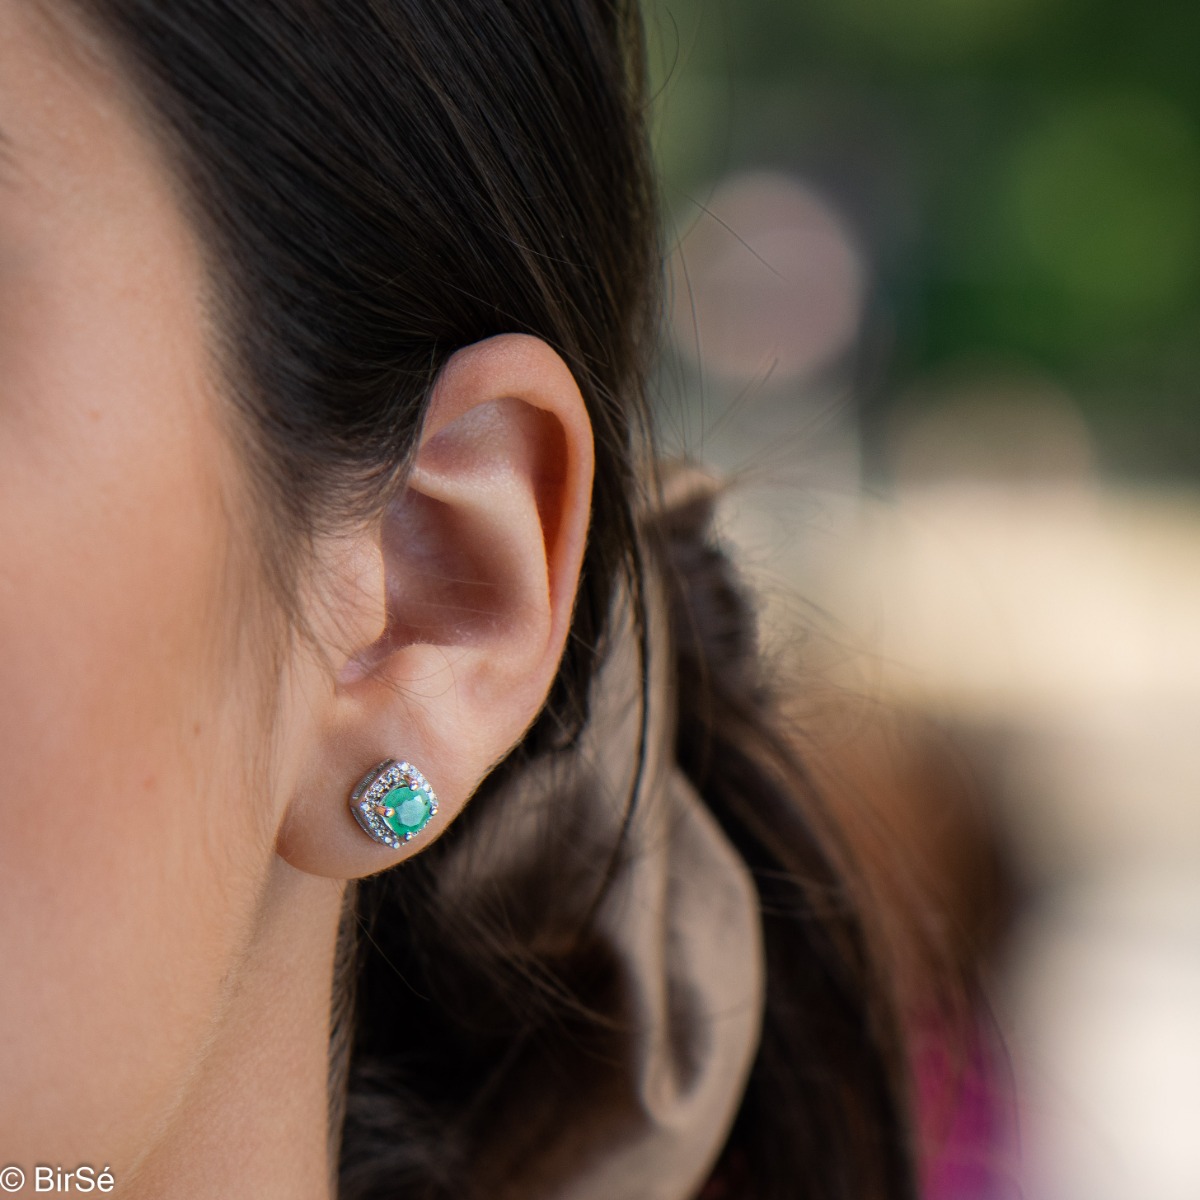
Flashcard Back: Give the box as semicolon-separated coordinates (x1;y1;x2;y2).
641;2;1200;1197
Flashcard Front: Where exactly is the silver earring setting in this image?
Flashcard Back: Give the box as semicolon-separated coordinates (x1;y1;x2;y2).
350;759;439;849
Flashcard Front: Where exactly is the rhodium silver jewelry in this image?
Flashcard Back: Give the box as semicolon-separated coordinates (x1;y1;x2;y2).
350;759;438;849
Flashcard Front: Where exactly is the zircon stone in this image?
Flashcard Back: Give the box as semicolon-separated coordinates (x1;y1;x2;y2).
380;786;433;838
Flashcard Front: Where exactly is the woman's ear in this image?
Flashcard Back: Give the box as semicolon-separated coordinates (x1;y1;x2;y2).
276;333;593;878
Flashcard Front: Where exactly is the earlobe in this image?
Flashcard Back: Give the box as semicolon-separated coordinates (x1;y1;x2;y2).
276;334;594;879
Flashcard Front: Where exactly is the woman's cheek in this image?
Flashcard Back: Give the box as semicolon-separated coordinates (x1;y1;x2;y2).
0;319;270;1172
0;481;269;1170
0;0;286;1176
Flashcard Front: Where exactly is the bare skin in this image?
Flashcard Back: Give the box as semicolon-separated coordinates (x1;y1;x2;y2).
0;5;594;1196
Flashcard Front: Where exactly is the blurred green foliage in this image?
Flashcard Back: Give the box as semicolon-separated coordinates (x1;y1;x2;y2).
645;0;1200;477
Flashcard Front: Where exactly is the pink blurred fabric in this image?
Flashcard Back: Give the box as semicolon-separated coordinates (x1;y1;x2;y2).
914;1010;1018;1200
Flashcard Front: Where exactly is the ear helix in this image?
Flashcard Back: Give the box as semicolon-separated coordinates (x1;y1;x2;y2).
349;759;439;850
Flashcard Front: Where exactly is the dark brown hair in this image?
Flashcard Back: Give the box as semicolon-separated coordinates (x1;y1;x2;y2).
69;2;916;1196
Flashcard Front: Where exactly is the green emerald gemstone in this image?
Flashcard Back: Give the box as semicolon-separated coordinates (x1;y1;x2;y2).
381;786;433;838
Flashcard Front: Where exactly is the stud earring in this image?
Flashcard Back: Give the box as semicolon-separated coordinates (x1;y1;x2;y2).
349;759;439;850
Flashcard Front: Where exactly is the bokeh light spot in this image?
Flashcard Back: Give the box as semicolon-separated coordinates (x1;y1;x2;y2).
668;172;867;385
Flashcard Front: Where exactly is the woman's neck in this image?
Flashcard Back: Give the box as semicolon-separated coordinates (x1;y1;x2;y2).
122;861;344;1200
